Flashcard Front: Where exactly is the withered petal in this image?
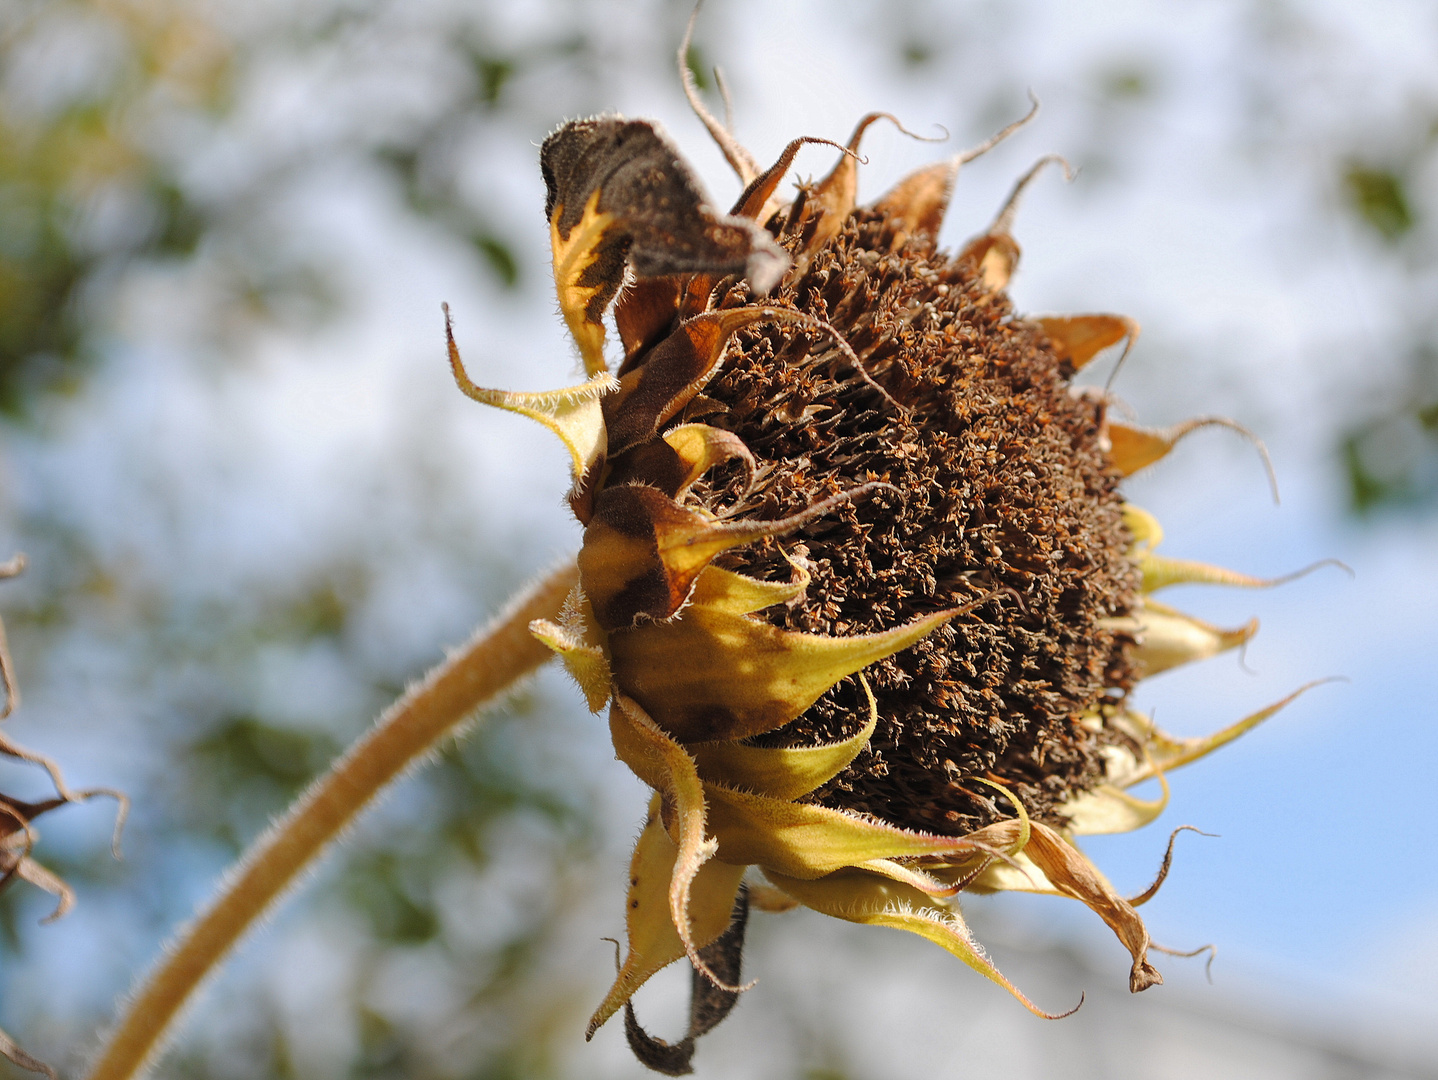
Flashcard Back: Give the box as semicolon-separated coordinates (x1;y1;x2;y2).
764;865;1080;1019
703;782;996;879
541;118;788;373
862;94;1035;251
1021;823;1162;992
616;277;683;367
608;600;955;742
587;802;746;1039
1105;415;1278;501
620;886;751;1078
688;676;877;800
604;308;780;456
870;159;956;248
1033;314;1139;373
1106;601;1258;679
0;1025;57;1080
731;136;849;224
870;95;1040;250
580;482;884;630
788;113;903;269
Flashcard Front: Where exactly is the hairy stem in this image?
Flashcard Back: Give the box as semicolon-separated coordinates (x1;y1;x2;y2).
86;559;578;1080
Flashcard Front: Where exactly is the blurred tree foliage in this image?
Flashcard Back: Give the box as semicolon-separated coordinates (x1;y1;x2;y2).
1221;2;1438;516
1337;136;1438;513
0;0;229;412
0;0;628;1076
0;0;639;411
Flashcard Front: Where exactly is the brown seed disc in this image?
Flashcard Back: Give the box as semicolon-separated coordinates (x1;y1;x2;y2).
689;204;1139;835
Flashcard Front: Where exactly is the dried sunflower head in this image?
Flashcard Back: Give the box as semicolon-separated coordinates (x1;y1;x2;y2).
448;46;1320;1077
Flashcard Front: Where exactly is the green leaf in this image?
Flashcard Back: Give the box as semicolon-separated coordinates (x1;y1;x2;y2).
1344;164;1414;241
474;233;520;288
475;56;514;105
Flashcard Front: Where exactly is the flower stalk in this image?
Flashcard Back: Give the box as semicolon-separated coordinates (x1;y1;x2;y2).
84;560;578;1080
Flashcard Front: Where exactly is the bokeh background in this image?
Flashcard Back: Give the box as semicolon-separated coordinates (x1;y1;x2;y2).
1;0;1436;1077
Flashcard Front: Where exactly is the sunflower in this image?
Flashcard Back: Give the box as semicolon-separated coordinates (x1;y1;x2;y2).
446;49;1322;1076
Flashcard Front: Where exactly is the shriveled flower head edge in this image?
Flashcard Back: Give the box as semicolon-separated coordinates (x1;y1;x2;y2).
0;555;128;1080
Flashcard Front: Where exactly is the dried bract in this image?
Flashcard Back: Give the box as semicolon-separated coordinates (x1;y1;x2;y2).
451;59;1320;1076
0;556;126;1079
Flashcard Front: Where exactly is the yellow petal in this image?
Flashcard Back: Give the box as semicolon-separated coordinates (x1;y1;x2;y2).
1140;553;1347;595
549;189;619;376
1033;314;1138;372
445;307;614;487
529;583;610;712
764;867;1077;1019
703;782;994;879
856;858;963;897
689;677;877;799
970;777;1032;857
529;617;611;713
686;564;809;617
610;601;955;742
1123;504;1163;552
1105;601;1258;678
1062;766;1170;837
1141;555;1272;594
586;801;747;1038
661;424;755;498
744;881;800;913
967;848;1057;896
608;695;736;993
1118;681;1334;784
